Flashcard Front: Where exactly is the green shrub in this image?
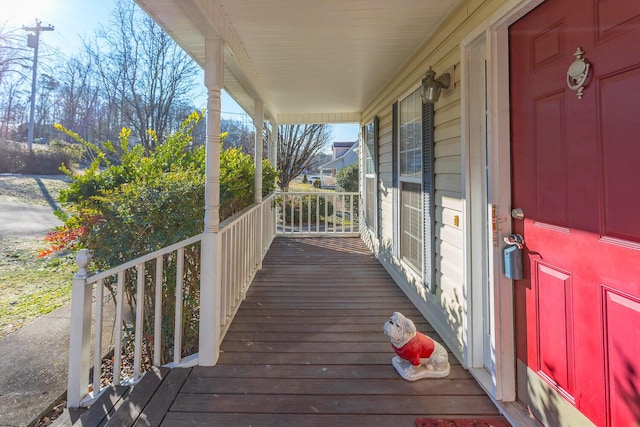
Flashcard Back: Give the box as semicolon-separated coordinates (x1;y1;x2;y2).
336;162;358;192
282;194;334;225
50;110;277;363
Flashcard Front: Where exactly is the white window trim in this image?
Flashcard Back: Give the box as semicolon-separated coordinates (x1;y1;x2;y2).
363;120;378;236
397;88;423;276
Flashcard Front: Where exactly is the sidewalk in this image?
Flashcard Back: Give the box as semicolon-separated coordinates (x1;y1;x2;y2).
0;304;71;427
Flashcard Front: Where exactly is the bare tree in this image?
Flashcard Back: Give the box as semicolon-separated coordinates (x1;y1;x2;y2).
221;118;255;153
55;54;100;141
277;124;333;190
0;25;30;88
89;0;199;150
0;25;31;138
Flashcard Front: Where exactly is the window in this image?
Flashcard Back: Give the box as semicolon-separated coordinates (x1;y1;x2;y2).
398;90;423;273
363;119;377;233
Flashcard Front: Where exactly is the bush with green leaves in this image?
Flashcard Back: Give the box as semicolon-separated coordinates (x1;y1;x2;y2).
282;195;334;225
335;162;359;219
52;110;277;363
335;162;358;192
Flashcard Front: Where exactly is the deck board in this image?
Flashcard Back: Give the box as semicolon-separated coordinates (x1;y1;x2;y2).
131;237;505;426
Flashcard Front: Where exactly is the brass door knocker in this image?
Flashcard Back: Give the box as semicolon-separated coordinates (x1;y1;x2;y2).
567;47;590;99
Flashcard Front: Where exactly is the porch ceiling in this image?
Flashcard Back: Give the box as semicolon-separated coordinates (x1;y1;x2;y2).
134;0;460;123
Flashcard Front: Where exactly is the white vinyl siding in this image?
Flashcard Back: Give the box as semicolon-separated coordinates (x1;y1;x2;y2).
360;0;506;363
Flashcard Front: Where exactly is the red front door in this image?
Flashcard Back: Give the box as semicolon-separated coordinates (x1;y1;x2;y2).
509;1;640;426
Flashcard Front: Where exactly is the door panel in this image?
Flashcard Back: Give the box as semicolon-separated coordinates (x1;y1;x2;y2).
536;262;574;398
533;93;567;227
510;1;640;426
600;67;640;242
603;290;640;426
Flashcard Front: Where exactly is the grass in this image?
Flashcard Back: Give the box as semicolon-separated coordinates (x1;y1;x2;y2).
287;180;334;192
0;174;70;207
0;174;74;339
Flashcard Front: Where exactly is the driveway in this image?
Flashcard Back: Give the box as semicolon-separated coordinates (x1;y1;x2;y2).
0;201;62;238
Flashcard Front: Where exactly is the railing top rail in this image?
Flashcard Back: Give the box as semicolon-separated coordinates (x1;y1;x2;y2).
87;234;203;284
276;191;359;196
220;193;276;231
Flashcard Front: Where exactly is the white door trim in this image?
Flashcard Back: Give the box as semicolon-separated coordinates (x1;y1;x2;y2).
460;0;547;403
461;30;492;372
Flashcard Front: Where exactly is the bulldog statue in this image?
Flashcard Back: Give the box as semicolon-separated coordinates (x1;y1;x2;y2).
383;312;450;380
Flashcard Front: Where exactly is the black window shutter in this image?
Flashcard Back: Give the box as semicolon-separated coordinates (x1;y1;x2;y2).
422;101;435;293
391;103;398;255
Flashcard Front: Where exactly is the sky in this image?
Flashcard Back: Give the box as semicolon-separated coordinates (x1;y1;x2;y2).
1;0;359;145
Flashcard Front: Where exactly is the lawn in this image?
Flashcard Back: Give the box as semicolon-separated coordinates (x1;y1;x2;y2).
287;180;334;192
0;174;73;339
0;238;74;338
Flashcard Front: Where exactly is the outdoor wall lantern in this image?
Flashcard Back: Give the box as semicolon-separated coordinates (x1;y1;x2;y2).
421;66;451;104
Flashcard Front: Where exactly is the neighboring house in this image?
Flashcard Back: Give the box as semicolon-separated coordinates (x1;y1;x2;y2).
78;1;639;426
319;140;358;187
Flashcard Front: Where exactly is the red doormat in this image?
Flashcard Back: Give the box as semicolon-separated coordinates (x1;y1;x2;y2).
415;419;511;427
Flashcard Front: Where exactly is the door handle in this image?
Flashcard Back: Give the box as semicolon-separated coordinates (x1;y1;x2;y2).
511;208;525;220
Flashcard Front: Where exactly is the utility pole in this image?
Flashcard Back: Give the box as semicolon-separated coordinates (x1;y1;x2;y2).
23;20;54;152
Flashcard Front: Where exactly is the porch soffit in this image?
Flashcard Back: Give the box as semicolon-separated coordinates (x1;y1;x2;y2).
134;0;460;123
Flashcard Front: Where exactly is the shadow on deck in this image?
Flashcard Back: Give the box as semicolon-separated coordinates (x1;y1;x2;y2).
70;237;507;427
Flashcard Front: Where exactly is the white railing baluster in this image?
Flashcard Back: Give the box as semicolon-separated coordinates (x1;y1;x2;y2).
349;195;354;233
133;263;144;380
174;247;184;365
220;232;228;328
314;194;320;234
113;271;124;386
341;194;345;233
153;256;162;366
92;278;104;397
325;194;329;232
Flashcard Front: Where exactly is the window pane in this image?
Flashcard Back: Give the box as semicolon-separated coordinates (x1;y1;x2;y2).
365;122;375;174
365;176;375;228
400;182;422;273
399;90;422;178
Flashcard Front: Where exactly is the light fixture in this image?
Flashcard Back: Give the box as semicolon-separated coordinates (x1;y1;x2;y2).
421;66;451;104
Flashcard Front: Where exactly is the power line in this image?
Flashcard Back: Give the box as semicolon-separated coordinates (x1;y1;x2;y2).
22;20;54;152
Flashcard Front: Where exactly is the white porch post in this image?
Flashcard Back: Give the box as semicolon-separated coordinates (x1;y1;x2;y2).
254;100;264;268
67;249;92;408
254;100;264;204
271;121;279;170
199;35;224;366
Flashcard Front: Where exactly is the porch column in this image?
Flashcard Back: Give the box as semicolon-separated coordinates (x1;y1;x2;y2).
199;35;224;366
254;100;264;269
254;100;264;203
271;121;279;169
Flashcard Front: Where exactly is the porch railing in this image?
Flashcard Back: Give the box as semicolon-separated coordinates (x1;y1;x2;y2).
275;191;360;236
218;193;276;334
67;194;276;408
66;190;358;406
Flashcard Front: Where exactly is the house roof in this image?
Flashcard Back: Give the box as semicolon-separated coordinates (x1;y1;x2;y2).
321;140;359;170
134;0;460;124
333;141;357;149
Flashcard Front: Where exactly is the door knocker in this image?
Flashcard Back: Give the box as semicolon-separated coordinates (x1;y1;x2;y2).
567;47;590;99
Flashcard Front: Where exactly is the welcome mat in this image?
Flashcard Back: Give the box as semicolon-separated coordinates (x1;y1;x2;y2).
415;418;512;427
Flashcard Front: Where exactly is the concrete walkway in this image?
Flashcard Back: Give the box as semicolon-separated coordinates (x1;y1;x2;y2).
0;201;63;239
0;304;72;427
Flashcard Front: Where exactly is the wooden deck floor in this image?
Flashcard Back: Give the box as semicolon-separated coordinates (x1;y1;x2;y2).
83;237;507;427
